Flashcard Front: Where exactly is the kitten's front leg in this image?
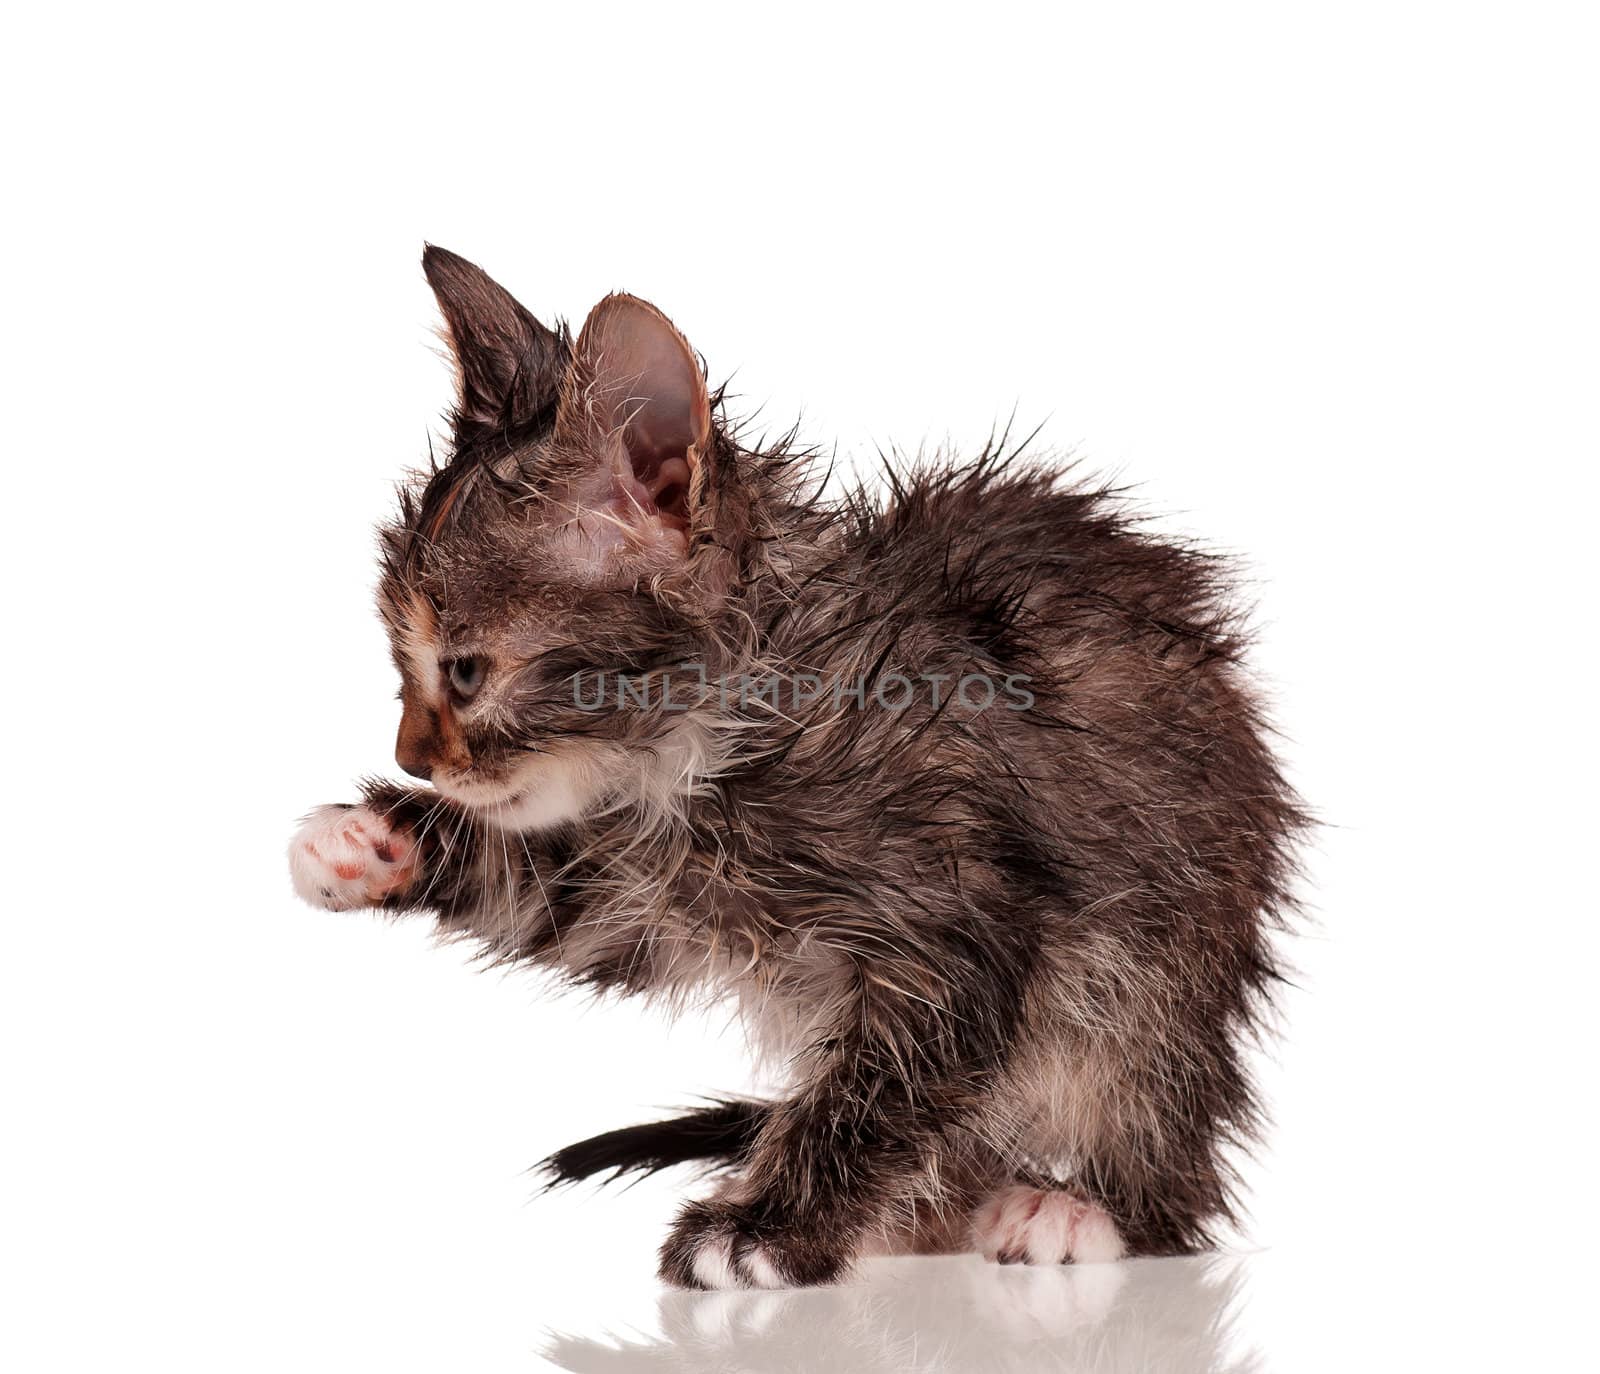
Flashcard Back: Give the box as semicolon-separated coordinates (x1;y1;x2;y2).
658;951;1024;1289
289;802;422;910
657;1067;932;1290
288;784;473;913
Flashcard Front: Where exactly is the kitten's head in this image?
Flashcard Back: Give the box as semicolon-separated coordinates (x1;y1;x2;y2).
376;247;742;828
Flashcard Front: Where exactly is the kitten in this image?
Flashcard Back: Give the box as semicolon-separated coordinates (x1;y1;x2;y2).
289;246;1305;1289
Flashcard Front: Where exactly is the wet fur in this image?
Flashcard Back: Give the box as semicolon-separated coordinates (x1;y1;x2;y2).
292;247;1307;1287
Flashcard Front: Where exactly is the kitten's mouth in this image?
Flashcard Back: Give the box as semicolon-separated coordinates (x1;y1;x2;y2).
435;775;526;812
433;752;546;815
430;744;612;833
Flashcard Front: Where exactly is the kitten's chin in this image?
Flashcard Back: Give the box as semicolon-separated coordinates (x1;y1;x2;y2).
438;747;617;833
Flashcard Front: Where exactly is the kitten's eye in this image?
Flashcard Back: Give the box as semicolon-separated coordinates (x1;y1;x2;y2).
445;656;486;701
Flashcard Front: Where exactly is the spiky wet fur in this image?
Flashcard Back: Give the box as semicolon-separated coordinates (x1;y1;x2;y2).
298;250;1306;1288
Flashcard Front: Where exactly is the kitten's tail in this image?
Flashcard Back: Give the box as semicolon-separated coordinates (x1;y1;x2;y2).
539;1099;769;1187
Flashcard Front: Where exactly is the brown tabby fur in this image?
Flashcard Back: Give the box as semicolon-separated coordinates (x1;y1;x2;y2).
294;246;1306;1288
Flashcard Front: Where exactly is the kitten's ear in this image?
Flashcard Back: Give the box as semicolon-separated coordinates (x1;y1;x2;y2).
422;245;566;429
553;293;711;555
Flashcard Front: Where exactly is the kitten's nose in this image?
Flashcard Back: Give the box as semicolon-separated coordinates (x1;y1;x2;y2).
396;696;438;782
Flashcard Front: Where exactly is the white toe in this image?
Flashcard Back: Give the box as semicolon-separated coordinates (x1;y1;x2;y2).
691;1235;741;1290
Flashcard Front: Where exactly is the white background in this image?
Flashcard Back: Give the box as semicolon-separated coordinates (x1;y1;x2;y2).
3;4;1596;1370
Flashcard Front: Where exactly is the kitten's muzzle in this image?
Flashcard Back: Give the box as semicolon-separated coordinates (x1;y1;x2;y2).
395;690;468;784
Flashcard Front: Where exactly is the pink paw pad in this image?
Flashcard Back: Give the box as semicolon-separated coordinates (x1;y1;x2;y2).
973;1185;1125;1266
289;805;418;910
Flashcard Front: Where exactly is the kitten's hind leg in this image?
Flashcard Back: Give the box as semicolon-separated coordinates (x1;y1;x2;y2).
972;1182;1126;1266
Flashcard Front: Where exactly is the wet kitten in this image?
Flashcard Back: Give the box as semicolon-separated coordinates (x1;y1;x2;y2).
289;246;1305;1289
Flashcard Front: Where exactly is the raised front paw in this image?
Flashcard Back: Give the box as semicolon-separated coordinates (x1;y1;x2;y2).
658;1199;852;1290
288;804;418;910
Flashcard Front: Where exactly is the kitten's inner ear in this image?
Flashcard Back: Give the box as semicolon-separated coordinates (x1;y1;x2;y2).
558;294;710;527
422;245;566;429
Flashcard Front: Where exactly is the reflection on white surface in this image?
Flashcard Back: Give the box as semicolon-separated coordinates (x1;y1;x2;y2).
544;1252;1258;1374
